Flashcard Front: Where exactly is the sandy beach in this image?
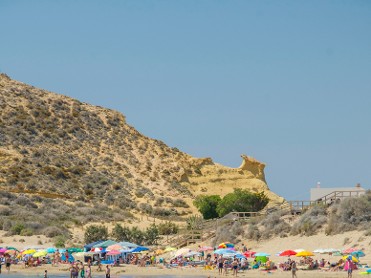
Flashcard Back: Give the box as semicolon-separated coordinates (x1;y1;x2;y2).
4;262;368;277
1;229;369;277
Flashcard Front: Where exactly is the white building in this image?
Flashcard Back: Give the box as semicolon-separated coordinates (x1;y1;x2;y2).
310;183;367;201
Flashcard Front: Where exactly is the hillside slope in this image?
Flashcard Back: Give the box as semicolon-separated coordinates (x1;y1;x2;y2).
0;73;284;217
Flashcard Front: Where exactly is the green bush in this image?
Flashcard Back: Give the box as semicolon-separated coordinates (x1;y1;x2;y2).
158;221;179;235
193;195;221;219
84;225;108;243
216;189;269;217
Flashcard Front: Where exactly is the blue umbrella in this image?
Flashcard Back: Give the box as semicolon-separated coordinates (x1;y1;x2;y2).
254;252;270;257
214;249;236;255
130;246;149;253
351;250;365;257
46;247;57;253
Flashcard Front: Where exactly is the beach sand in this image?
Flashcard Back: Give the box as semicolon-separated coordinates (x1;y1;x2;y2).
4;262;366;277
1;230;369;277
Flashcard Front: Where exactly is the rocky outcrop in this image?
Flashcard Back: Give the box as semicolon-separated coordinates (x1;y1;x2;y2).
0;73;284;215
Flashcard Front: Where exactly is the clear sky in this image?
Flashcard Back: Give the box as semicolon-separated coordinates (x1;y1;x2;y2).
1;0;370;200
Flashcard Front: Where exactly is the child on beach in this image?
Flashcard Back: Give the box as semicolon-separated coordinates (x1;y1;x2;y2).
44;270;48;278
105;265;111;278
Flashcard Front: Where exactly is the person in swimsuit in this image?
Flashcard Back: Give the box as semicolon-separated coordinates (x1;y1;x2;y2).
232;258;239;276
217;255;224;275
85;263;92;278
291;260;297;278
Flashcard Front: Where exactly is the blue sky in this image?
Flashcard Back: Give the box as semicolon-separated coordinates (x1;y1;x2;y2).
1;0;370;200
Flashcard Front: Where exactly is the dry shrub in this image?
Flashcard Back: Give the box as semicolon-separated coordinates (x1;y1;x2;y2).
260;211;291;239
291;205;327;236
325;191;371;235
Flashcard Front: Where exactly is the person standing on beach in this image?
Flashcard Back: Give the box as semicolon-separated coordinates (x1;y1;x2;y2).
232;258;239;276
5;255;11;273
105;265;111;278
345;258;354;278
291;260;297;278
85;262;92;278
217;255;224;275
44;270;48;278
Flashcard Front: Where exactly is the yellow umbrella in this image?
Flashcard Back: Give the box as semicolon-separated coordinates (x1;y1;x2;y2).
22;249;36;255
33;250;47;258
296;251;314;257
342;255;359;263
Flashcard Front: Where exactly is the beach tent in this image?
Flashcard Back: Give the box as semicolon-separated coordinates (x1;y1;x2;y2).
106;244;123;251
84;240;105;251
93;240;117;249
118;241;138;249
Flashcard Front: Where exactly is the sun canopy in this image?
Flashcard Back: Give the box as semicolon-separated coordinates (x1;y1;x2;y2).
93;240;117;249
118;241;138;249
84;240;105;250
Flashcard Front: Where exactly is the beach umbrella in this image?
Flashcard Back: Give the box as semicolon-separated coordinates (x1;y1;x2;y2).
107;250;121;256
131;246;149;253
198;246;213;251
243;250;256;258
279;250;297;257
5;249;17;255
0;248;7;254
343;255;359;263
6;246;18;251
255;256;268;263
323;248;340;254
296;251;314;257
351;250;365;257
46;247;57;253
33;250;47;258
184;251;201;258
343;248;358;254
67;247;83;253
22;249;36;255
293;249;305;253
254;252;270;257
214;249;236;255
91;247;103;252
218;242;234;249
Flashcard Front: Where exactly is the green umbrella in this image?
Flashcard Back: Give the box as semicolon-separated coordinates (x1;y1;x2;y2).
6;247;19;251
67;247;83;253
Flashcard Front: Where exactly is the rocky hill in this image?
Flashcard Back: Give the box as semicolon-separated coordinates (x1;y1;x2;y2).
0;73;284;220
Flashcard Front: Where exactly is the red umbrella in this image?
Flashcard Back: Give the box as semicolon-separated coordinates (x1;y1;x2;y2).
279;250;297;257
243;250;256;258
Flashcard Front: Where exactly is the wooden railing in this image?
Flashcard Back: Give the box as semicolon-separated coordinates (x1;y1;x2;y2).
288;190;365;214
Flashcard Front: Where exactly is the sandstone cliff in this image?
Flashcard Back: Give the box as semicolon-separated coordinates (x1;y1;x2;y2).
0;73;284;217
